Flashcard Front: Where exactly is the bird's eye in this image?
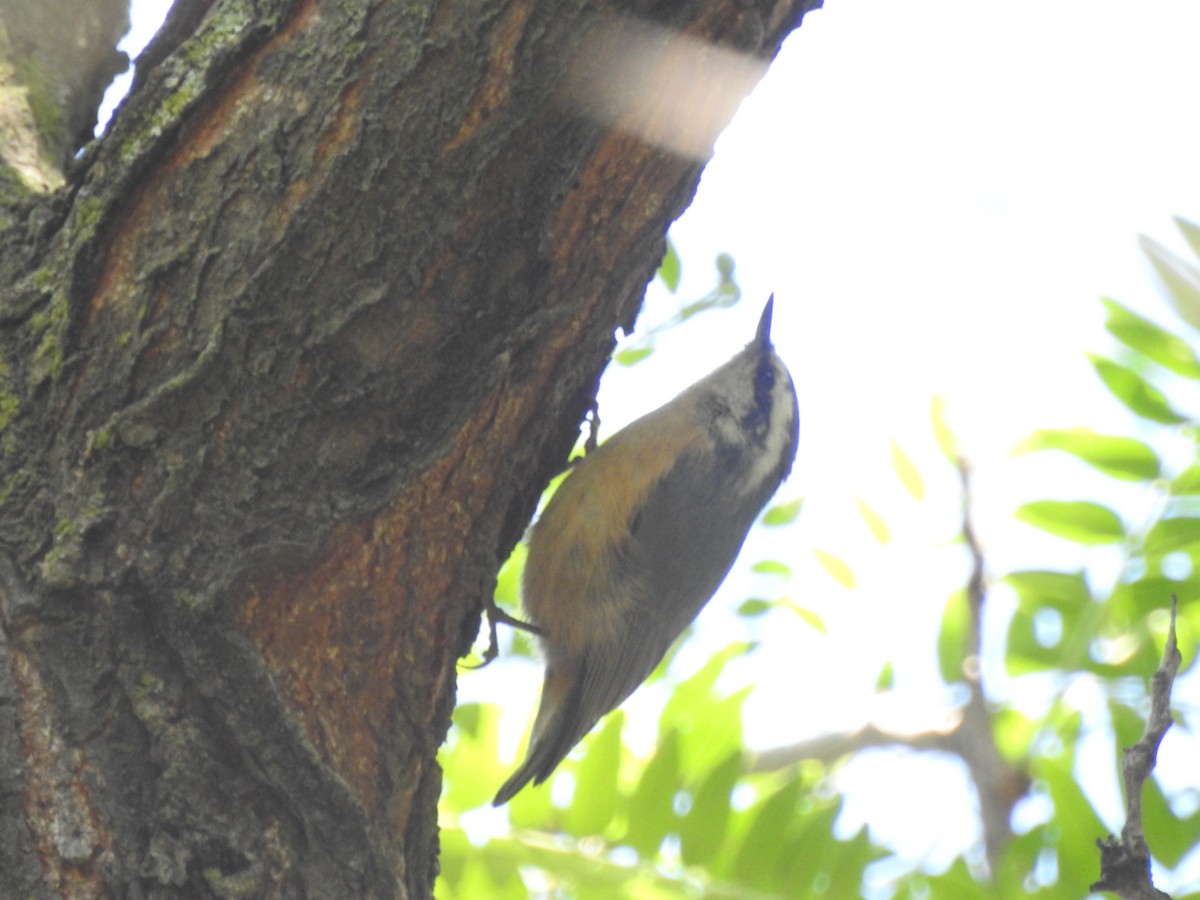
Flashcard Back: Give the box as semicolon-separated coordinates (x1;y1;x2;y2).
753;359;775;407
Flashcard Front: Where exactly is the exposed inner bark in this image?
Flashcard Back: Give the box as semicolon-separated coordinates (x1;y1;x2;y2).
0;1;820;896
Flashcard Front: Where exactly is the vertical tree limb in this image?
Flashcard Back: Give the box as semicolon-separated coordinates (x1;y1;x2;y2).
1091;598;1181;900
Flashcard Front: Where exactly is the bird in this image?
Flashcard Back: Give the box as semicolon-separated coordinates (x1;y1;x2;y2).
493;295;799;805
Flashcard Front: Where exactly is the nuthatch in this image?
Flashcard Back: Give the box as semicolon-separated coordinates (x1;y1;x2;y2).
493;296;798;805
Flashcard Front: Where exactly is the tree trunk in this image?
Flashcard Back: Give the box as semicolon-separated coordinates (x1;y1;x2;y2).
0;1;819;896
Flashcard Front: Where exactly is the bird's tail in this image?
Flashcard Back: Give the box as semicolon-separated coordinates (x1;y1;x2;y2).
492;663;580;805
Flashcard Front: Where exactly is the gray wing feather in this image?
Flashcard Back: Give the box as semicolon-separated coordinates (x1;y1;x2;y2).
514;624;675;794
496;447;788;805
562;449;771;752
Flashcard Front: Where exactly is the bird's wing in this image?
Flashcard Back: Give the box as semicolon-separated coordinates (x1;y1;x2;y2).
554;448;768;759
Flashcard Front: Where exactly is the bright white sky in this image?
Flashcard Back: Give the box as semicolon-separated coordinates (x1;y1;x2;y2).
630;3;1200;890
110;1;1200;893
631;3;1200;889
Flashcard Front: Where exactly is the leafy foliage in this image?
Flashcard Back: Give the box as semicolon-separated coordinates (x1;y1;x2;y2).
612;247;742;367
441;227;1200;898
989;221;1200;895
438;648;871;899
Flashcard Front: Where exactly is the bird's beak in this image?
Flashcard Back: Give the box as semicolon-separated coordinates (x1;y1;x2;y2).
755;294;775;347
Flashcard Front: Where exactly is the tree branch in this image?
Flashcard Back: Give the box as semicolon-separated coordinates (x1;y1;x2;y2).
751;458;1028;871
1090;597;1181;900
750;720;960;772
952;458;1027;869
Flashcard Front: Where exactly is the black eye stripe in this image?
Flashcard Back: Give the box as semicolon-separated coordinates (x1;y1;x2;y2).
738;353;776;436
755;356;775;405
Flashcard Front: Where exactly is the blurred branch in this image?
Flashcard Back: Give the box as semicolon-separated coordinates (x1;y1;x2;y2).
951;459;1026;870
752;458;1028;872
1090;598;1181;900
750;721;958;772
612;254;740;365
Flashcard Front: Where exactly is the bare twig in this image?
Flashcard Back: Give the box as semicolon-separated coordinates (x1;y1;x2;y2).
1090;597;1181;900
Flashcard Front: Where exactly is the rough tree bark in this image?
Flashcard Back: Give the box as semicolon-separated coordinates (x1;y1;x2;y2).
0;1;820;897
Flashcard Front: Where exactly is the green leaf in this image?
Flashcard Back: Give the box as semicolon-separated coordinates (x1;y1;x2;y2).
506;756;556;827
1018;427;1161;480
679;752;743;866
783;600;827;633
990;707;1037;762
1143;775;1197;866
1087;615;1165;679
1003;571;1091;673
762;496;803;526
930;394;959;463
1108;576;1196;625
732;779;803;890
441;703;504;811
920;857;995;899
812;547;856;589
1102;297;1200;377
1088;354;1187;424
489;546;528;657
891;439;926;500
477;833;650;897
439;828;527;899
715;252;735;283
1005;569;1092;609
1170;465;1200;495
658;240;681;293
750;559;792;577
1085;639;1160;680
1144;516;1200;555
1176;216;1200;260
937;589;971;683
1006;608;1063;675
493;545;524;605
838;829;887;895
736;597;771;618
623;728;680;858
773;802;843;894
875;660;895;692
564;710;623;836
436;827;470;894
993;823;1049;897
1015;500;1124;545
1110;698;1148;750
1141;234;1200;329
658;644;750;781
795;815;881;898
613;346;654;367
855;496;891;543
1039;755;1107;895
